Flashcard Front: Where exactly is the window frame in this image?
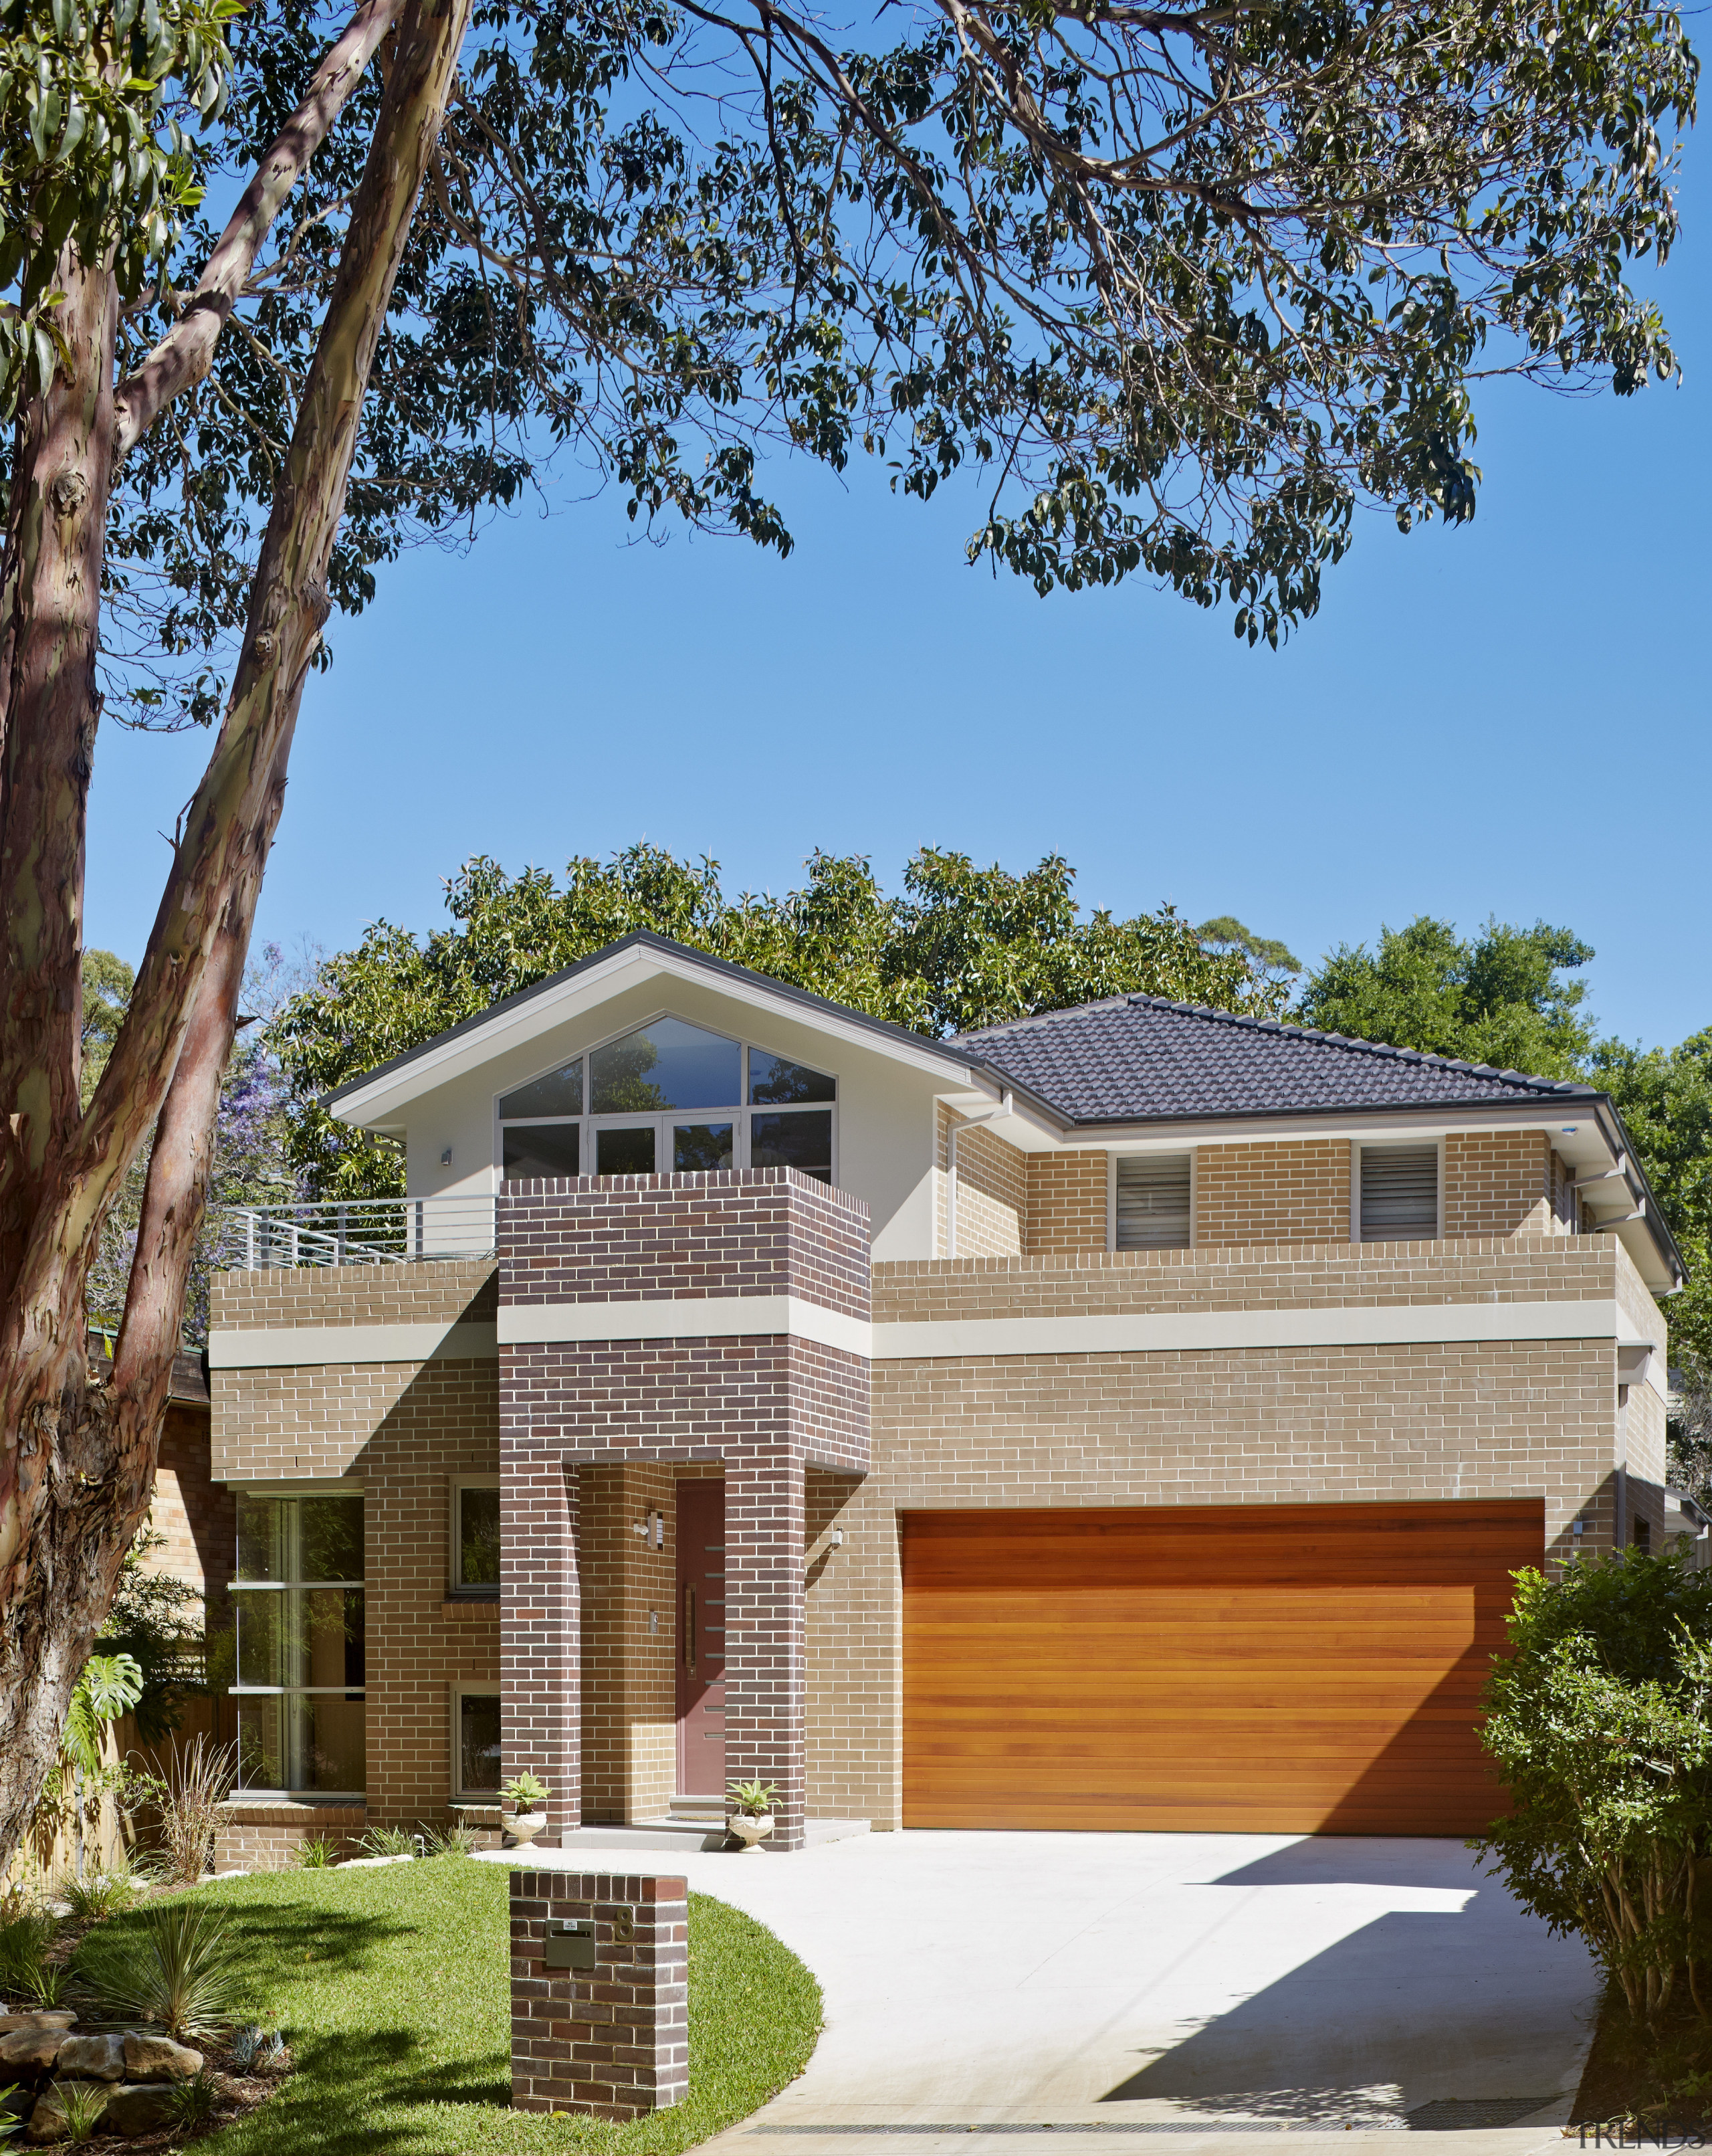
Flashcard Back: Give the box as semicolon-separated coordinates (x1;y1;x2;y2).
492;1013;839;1190
449;1682;504;1802
228;1484;366;1801
1351;1137;1445;1244
448;1474;502;1599
1107;1149;1196;1254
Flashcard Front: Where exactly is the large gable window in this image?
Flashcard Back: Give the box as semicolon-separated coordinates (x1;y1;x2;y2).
1358;1143;1440;1242
498;1019;836;1187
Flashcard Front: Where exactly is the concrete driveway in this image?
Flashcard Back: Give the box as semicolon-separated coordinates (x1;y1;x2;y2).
498;1832;1602;2154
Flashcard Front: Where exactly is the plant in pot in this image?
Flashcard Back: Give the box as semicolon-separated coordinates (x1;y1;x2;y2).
726;1779;780;1854
500;1773;552;1846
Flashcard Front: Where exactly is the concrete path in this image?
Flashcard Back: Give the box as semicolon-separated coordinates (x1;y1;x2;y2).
484;1832;1602;2156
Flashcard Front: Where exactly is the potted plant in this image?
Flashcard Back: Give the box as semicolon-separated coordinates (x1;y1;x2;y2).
726;1779;780;1854
500;1772;551;1846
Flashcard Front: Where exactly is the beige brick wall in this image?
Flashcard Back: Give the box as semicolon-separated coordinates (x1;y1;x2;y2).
1025;1152;1108;1254
1196;1140;1349;1246
365;1360;502;1830
1446;1131;1552;1238
937;1108;1027;1258
580;1462;675;1822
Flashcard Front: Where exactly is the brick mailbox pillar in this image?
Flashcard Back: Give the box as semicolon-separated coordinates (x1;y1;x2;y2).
510;1870;689;2118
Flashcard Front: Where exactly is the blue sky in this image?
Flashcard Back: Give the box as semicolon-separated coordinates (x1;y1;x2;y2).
86;138;1709;1052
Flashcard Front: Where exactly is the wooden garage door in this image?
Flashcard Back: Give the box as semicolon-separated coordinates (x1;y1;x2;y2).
902;1500;1542;1836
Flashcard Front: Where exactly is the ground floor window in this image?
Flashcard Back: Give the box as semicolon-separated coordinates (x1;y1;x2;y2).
231;1490;366;1795
453;1687;502;1797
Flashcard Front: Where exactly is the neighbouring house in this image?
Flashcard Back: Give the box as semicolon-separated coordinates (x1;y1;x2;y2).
203;930;1687;1865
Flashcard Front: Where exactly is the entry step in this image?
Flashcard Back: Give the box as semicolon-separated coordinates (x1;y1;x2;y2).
544;1816;873;1855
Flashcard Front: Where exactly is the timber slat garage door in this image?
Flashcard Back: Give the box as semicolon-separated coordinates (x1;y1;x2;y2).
901;1500;1543;1836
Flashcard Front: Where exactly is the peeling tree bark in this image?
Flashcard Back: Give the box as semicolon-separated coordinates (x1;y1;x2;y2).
0;0;472;1870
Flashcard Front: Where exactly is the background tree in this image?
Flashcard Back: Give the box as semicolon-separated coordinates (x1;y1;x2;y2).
0;0;1698;1874
1198;918;1303;991
273;842;1289;1195
1295;916;1596;1078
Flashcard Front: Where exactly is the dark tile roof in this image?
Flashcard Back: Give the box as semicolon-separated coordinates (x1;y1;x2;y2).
953;995;1602;1125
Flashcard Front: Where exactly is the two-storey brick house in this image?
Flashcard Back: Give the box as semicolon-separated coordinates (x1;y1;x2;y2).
206;930;1684;1865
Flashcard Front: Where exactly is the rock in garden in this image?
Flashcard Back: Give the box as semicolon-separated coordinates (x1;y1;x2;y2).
23;2080;105;2144
0;2012;74;2034
122;2033;203;2082
0;2028;63;2072
103;2084;177;2135
56;2033;127;2079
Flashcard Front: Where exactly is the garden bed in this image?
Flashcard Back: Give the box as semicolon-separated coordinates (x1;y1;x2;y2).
1572;1981;1712;2132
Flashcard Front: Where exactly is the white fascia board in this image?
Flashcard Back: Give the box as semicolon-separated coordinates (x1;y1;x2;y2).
330;946;992;1127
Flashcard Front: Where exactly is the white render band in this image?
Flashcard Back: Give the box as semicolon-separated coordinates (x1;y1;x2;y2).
210;1294;1654;1382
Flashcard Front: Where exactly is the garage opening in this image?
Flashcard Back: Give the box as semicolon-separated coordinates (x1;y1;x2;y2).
901;1499;1543;1836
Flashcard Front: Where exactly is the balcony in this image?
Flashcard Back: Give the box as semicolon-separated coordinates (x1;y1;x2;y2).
215;1196;496;1270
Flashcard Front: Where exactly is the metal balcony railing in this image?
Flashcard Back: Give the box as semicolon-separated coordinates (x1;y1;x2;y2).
215;1195;497;1269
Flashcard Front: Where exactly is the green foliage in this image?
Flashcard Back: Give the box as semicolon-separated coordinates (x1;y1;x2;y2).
59;1864;147;1923
60;1651;142;1781
726;1780;781;1816
159;1861;821;2155
80;949;134;1110
165;2068;221;2131
0;1911;54;1995
0;0;234;414
97;1527;207;1743
1197;918;1302;979
273;844;1284;1196
354;1825;417;1858
1297;915;1596;1078
0;2082;23;2141
55;2081;110;2144
292;1836;342;1869
496;1773;548;1813
1472;1547;1712;2022
1593;1034;1712;1375
76;1896;247;2040
419;1824;477;1858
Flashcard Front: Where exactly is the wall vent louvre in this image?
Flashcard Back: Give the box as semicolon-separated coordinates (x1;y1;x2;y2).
1360;1144;1438;1241
1115;1153;1192;1250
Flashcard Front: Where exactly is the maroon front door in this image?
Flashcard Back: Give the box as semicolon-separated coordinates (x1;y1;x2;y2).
675;1481;727;1795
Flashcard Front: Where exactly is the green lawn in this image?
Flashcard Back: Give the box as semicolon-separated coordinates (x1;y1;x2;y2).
96;1861;821;2155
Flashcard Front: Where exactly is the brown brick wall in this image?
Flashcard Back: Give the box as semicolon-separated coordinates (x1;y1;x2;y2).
502;1168;870;1318
214;1802;365;1871
1445;1130;1552;1238
510;1870;689;2119
1195;1140;1350;1246
1025;1153;1108;1254
580;1462;677;1823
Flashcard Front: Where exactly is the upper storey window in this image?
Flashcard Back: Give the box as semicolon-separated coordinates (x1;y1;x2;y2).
498;1018;836;1187
1115;1153;1192;1250
1358;1143;1439;1242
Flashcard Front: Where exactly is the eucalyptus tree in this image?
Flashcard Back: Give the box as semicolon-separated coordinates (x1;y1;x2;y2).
0;0;1697;1865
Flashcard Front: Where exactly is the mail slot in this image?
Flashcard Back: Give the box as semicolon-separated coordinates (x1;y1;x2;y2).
544;1919;597;1971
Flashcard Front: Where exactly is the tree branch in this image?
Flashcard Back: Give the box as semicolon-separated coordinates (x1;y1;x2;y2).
111;0;408;462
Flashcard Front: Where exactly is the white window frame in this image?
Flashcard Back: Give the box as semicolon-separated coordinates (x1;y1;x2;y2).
448;1474;501;1598
492;1012;839;1189
1106;1148;1196;1254
229;1487;366;1801
449;1681;504;1803
1351;1137;1445;1244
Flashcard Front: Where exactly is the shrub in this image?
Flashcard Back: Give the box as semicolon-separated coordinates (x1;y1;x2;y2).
0;1912;54;1995
77;1899;247;2041
148;1735;239;1885
354;1826;416;1859
498;1773;549;1811
292;1836;342;1869
1473;1544;1712;2022
421;1824;478;1858
60;1867;145;1923
57;2082;110;2145
167;2068;222;2131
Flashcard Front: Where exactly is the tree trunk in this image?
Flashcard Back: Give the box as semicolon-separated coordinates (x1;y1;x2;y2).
0;0;473;1874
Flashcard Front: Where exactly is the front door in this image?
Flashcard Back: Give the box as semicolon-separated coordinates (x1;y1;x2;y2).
675;1481;726;1795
